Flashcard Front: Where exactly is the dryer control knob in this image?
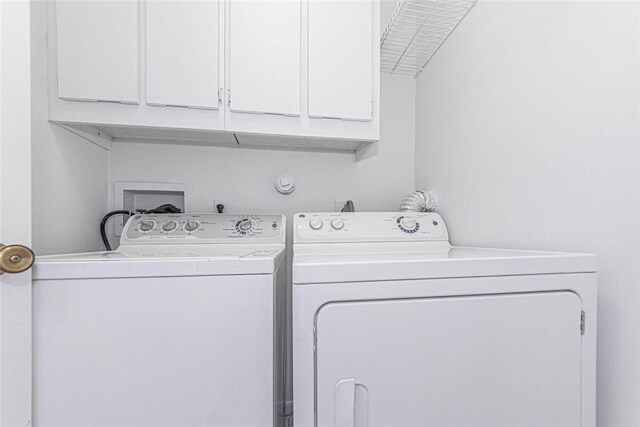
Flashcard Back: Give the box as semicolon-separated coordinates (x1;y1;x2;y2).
162;220;178;232
184;220;200;232
139;220;155;232
309;219;324;230
331;219;345;230
400;217;417;229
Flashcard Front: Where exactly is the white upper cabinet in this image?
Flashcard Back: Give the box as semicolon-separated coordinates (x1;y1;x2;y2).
309;1;373;121
56;1;139;103
228;1;300;116
48;0;228;143
48;0;380;157
146;1;221;110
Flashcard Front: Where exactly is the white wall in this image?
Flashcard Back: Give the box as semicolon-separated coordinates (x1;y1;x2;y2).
414;2;640;425
107;73;415;240
31;0;110;255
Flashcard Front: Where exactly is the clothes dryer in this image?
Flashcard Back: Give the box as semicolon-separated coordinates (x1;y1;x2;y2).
292;212;596;427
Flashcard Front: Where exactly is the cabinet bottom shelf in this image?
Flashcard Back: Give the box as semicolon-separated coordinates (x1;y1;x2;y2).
53;121;376;162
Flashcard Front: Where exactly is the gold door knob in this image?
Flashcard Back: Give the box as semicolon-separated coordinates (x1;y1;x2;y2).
0;244;35;274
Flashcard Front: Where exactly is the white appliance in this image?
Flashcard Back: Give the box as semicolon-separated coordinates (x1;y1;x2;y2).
33;213;287;427
292;212;596;427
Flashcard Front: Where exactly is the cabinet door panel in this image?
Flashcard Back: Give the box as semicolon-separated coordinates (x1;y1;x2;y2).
56;1;139;103
316;292;582;427
309;0;373;121
228;1;300;116
146;1;220;109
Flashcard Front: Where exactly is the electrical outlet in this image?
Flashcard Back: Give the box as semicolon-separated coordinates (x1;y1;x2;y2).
334;200;358;212
213;199;229;213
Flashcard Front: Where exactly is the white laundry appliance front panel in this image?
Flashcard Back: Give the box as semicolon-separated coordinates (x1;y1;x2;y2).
315;291;582;427
33;273;276;427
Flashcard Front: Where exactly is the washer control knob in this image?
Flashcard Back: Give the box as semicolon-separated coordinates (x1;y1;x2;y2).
400;217;417;229
309;219;324;230
162;220;178;232
237;219;253;232
330;219;345;230
184;219;200;232
139;220;155;232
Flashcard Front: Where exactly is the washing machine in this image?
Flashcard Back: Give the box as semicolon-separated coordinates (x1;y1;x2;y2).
33;213;287;427
292;212;596;427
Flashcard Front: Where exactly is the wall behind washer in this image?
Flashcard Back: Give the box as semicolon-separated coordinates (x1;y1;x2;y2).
30;0;110;255
414;2;640;425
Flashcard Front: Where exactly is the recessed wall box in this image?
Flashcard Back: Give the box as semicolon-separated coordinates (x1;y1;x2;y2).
113;182;191;236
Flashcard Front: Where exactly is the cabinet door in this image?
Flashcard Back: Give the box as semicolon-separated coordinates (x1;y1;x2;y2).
309;0;373;121
146;1;221;110
55;1;139;103
316;292;583;427
228;0;300;116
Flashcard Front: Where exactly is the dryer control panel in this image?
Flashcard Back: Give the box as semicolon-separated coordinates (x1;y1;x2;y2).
121;214;285;244
294;212;448;243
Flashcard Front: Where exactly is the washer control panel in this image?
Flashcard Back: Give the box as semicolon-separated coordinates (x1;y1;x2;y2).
294;212;448;243
121;214;285;244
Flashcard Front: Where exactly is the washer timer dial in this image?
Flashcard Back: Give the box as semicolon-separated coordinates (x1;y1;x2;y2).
235;219;253;234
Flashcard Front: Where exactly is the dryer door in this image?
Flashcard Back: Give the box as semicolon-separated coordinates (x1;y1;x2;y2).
315;292;582;427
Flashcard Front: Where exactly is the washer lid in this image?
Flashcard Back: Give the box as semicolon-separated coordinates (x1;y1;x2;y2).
292;245;596;284
34;244;286;280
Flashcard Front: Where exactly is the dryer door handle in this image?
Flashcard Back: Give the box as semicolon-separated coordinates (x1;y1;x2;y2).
335;378;356;427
